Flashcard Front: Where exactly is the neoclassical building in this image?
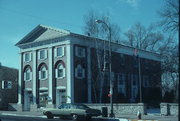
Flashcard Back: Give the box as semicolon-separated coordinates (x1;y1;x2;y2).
16;25;161;111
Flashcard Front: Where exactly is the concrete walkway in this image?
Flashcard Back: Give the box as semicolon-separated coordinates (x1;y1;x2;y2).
0;111;178;121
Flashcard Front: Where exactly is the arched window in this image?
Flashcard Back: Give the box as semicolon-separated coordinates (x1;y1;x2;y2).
56;63;65;78
24;67;32;81
75;64;85;79
39;65;47;80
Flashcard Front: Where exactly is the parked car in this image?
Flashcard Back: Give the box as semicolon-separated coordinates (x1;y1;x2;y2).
43;103;101;120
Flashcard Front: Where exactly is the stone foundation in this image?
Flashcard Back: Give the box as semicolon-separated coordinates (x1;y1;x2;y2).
8;103;23;111
160;103;179;116
86;103;147;116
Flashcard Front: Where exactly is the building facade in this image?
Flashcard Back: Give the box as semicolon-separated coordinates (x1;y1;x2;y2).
0;63;18;110
16;25;161;111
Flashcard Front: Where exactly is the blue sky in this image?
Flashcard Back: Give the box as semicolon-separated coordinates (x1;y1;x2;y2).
0;0;164;69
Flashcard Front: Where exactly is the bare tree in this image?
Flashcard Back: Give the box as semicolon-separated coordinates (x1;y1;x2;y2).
158;0;179;34
83;10;121;43
160;42;179;102
83;10;121;103
157;0;179;102
124;22;179;102
124;22;164;51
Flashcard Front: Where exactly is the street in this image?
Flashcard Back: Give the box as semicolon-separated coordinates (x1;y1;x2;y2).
0;115;104;121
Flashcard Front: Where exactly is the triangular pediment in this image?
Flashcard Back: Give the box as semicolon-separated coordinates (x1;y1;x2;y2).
15;25;70;46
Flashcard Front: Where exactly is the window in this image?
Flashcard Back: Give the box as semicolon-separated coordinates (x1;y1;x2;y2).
40;50;45;59
75;46;85;57
132;87;137;98
143;75;149;87
38;49;47;60
56;63;65;78
133;74;138;86
24;67;32;81
39;66;47;80
117;73;125;85
120;54;125;65
2;81;12;89
117;73;126;94
24;52;31;62
56;47;64;57
119;87;124;94
133;56;138;68
75;64;85;79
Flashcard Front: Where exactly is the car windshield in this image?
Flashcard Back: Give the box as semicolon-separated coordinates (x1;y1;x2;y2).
58;104;71;109
75;104;90;109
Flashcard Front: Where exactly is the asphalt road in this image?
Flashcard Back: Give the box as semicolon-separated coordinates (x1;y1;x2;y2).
0;115;103;121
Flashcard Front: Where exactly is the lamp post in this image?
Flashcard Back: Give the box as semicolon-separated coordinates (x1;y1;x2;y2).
95;19;114;117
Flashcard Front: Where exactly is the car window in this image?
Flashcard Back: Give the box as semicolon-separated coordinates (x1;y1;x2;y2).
64;104;71;109
75;104;90;109
58;104;64;109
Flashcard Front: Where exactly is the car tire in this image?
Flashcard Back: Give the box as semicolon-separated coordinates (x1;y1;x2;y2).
71;114;78;120
86;116;92;121
46;112;54;119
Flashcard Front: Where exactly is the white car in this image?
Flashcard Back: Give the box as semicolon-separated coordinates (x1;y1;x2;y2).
43;103;101;120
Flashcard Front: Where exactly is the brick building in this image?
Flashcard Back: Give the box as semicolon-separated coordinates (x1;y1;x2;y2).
0;63;18;110
15;25;162;111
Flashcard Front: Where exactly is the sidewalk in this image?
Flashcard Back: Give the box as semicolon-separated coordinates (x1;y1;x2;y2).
0;111;178;121
0;111;45;118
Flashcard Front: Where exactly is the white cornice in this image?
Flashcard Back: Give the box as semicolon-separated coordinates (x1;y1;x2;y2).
20;40;70;53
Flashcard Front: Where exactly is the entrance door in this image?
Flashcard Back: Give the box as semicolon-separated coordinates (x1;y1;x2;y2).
56;89;66;108
39;91;48;108
24;91;32;111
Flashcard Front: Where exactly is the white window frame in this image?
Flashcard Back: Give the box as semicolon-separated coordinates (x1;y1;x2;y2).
38;49;47;60
7;81;12;89
24;52;31;62
2;80;12;89
55;46;65;57
75;64;85;79
39;66;47;80
75;46;85;57
24;68;32;81
55;64;66;79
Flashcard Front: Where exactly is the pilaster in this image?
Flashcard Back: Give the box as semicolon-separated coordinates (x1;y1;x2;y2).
66;43;74;103
18;53;22;104
87;47;92;103
48;47;53;104
32;50;37;104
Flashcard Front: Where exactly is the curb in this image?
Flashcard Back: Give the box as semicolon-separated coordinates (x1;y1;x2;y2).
116;118;158;121
1;113;46;118
0;113;158;121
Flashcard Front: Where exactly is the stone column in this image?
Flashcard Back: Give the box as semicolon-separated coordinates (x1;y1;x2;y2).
87;47;92;103
30;50;38;111
18;53;22;104
48;47;53;105
32;50;37;104
66;44;74;103
17;53;23;111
